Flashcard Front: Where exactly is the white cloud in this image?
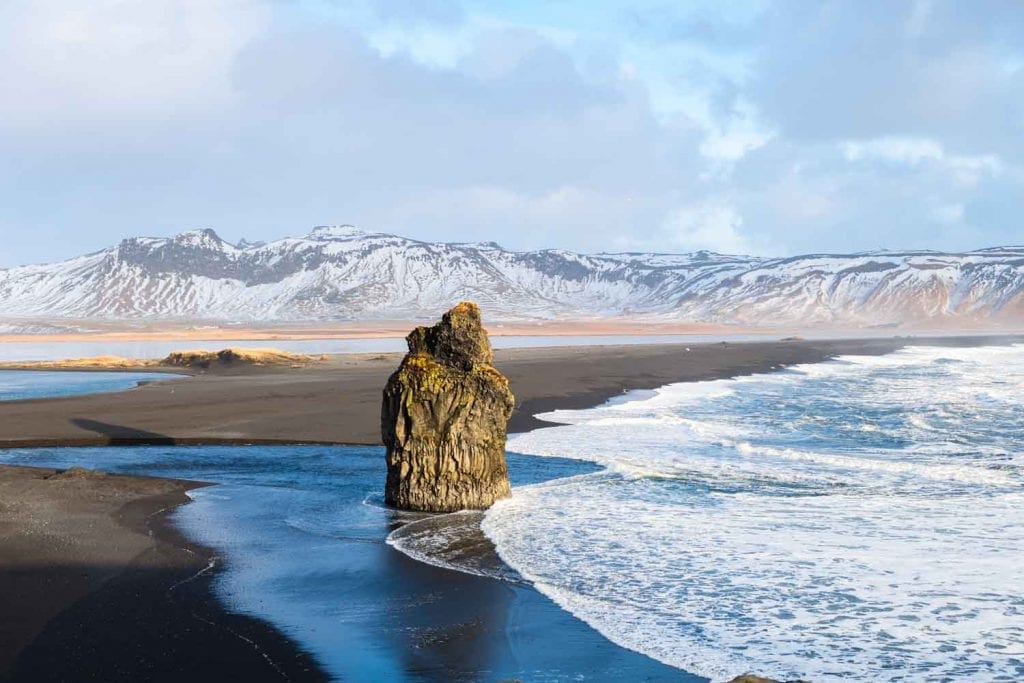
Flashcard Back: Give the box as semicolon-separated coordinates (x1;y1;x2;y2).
0;0;269;129
698;98;774;163
373;184;663;253
840;136;1003;186
699;130;770;163
944;155;1004;187
660;203;760;255
1;0;1021;265
841;136;945;164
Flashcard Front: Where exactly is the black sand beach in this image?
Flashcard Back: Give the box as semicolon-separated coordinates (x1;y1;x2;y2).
0;465;324;682
4;336;1016;448
2;335;1022;681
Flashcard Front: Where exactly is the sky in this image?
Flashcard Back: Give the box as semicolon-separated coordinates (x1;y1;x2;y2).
0;0;1021;266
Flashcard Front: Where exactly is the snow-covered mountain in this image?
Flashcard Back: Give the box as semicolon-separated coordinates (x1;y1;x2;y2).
1;226;1022;327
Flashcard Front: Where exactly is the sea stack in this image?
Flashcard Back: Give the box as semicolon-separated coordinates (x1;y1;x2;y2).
382;302;515;512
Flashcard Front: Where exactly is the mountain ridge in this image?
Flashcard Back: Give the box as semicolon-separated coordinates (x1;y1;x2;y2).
1;227;1022;326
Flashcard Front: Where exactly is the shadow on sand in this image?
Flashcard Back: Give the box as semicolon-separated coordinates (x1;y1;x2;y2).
70;418;177;445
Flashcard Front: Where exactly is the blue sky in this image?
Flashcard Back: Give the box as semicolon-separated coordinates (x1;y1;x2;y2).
0;0;1021;266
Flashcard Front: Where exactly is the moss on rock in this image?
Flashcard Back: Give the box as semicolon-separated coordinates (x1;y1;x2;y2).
381;302;514;512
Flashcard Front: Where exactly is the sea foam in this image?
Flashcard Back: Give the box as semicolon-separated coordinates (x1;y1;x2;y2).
483;344;1024;682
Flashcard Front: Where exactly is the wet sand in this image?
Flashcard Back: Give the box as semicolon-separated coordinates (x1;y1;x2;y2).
1;334;1021;681
0;465;324;682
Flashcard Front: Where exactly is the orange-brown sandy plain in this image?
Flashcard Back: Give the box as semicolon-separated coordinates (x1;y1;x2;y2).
0;318;757;344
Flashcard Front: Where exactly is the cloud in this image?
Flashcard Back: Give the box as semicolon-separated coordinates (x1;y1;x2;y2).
665;203;747;252
698;98;775;163
0;0;268;132
0;0;1021;267
0;2;714;262
370;0;464;27
749;0;1024;161
840;136;1003;186
374;184;671;252
840;137;946;165
658;203;768;255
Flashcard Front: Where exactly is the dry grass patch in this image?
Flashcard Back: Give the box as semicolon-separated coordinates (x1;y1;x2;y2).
0;347;325;371
161;347;323;368
0;356;158;370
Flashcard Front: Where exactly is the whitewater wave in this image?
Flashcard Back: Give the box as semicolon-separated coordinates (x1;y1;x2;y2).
385;511;524;582
486;343;1024;682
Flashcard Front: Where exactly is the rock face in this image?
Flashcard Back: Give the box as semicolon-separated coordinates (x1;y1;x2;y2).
382;302;514;512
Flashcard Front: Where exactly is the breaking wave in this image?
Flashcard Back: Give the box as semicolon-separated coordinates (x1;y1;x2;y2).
484;343;1024;682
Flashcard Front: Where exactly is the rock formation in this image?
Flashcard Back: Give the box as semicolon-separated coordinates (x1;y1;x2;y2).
382;302;515;512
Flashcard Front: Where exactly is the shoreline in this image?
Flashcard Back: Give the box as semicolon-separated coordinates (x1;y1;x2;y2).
0;465;326;682
2;334;1021;449
474;337;1024;681
2;334;1021;681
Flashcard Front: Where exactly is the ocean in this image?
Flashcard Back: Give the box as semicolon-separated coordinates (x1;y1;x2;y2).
0;370;183;401
0;444;677;681
487;343;1024;681
1;342;1020;681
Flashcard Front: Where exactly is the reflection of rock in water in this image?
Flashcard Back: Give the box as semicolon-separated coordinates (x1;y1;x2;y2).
382;302;514;512
386;511;523;584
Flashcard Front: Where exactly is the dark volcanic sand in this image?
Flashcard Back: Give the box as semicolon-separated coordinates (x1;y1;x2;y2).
1;335;1021;681
0;465;324;682
4;336;1019;448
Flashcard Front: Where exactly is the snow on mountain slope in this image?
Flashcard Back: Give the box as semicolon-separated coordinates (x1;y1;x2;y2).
0;227;1021;326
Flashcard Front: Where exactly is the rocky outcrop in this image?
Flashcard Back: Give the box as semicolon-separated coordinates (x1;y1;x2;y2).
726;675;811;683
382;302;515;512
